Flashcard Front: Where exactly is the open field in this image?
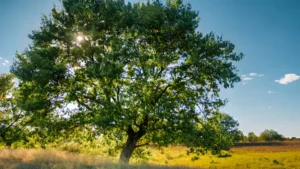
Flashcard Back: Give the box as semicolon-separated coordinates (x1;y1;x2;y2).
148;141;300;169
1;141;300;169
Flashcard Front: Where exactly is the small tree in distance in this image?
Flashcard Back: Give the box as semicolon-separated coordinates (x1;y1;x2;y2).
12;0;243;163
259;129;284;141
247;132;258;142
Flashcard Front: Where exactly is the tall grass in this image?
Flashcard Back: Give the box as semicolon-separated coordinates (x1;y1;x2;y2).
0;149;197;169
2;141;300;169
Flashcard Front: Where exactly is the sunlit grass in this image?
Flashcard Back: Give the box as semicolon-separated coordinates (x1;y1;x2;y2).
0;149;197;169
2;141;300;169
148;141;300;169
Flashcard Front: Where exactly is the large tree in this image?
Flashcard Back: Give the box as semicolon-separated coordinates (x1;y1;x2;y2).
12;0;243;163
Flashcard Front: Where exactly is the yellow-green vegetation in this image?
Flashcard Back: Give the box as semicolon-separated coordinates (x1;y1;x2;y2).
0;149;194;169
148;141;300;169
2;141;300;169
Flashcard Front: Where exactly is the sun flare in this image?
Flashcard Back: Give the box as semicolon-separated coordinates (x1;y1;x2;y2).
76;36;83;42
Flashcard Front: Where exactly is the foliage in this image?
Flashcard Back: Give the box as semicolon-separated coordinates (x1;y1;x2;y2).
217;150;232;158
185;113;240;157
11;0;242;162
233;130;246;142
259;129;284;141
247;132;259;142
0;74;29;147
217;113;244;143
289;137;298;141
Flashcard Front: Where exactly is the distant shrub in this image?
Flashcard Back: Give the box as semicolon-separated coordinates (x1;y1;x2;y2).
247;132;259;142
273;159;283;165
259;129;284;141
217;150;232;158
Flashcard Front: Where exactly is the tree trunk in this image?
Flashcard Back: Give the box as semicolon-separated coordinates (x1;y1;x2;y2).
119;125;145;163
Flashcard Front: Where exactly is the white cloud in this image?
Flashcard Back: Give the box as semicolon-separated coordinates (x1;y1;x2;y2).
0;59;10;66
241;72;264;85
275;73;300;85
249;72;264;77
267;90;275;94
242;77;253;81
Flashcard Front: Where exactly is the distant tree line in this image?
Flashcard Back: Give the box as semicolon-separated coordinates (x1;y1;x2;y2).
233;129;286;142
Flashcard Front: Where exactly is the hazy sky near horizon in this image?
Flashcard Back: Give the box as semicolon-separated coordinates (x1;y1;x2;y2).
0;0;299;137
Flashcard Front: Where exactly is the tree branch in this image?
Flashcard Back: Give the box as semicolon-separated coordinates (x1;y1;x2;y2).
82;95;102;104
76;98;92;111
135;143;149;148
152;84;171;106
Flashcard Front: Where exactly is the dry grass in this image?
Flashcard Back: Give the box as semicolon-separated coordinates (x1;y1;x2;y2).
2;141;300;169
232;141;300;152
0;149;197;169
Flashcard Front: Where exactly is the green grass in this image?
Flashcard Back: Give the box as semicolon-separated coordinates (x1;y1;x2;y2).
2;141;300;169
147;141;300;169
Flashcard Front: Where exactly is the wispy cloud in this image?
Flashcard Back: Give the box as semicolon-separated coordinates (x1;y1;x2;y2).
249;72;264;77
268;106;271;109
242;77;253;81
0;58;10;66
241;72;264;85
267;90;275;94
275;73;300;85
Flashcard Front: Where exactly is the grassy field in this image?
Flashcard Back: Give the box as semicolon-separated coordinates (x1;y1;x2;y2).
148;141;300;169
0;149;194;169
1;141;300;169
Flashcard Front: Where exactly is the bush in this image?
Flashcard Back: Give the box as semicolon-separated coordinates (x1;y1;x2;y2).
217;150;232;158
259;129;284;141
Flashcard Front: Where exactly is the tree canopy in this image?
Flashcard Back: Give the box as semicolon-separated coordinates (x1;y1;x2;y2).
187;113;241;154
12;0;243;163
259;129;284;141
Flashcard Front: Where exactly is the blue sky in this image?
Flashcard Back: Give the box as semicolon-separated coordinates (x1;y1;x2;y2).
1;0;300;137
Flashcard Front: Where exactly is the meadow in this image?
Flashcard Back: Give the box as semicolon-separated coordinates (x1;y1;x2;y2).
148;141;300;169
1;141;300;169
